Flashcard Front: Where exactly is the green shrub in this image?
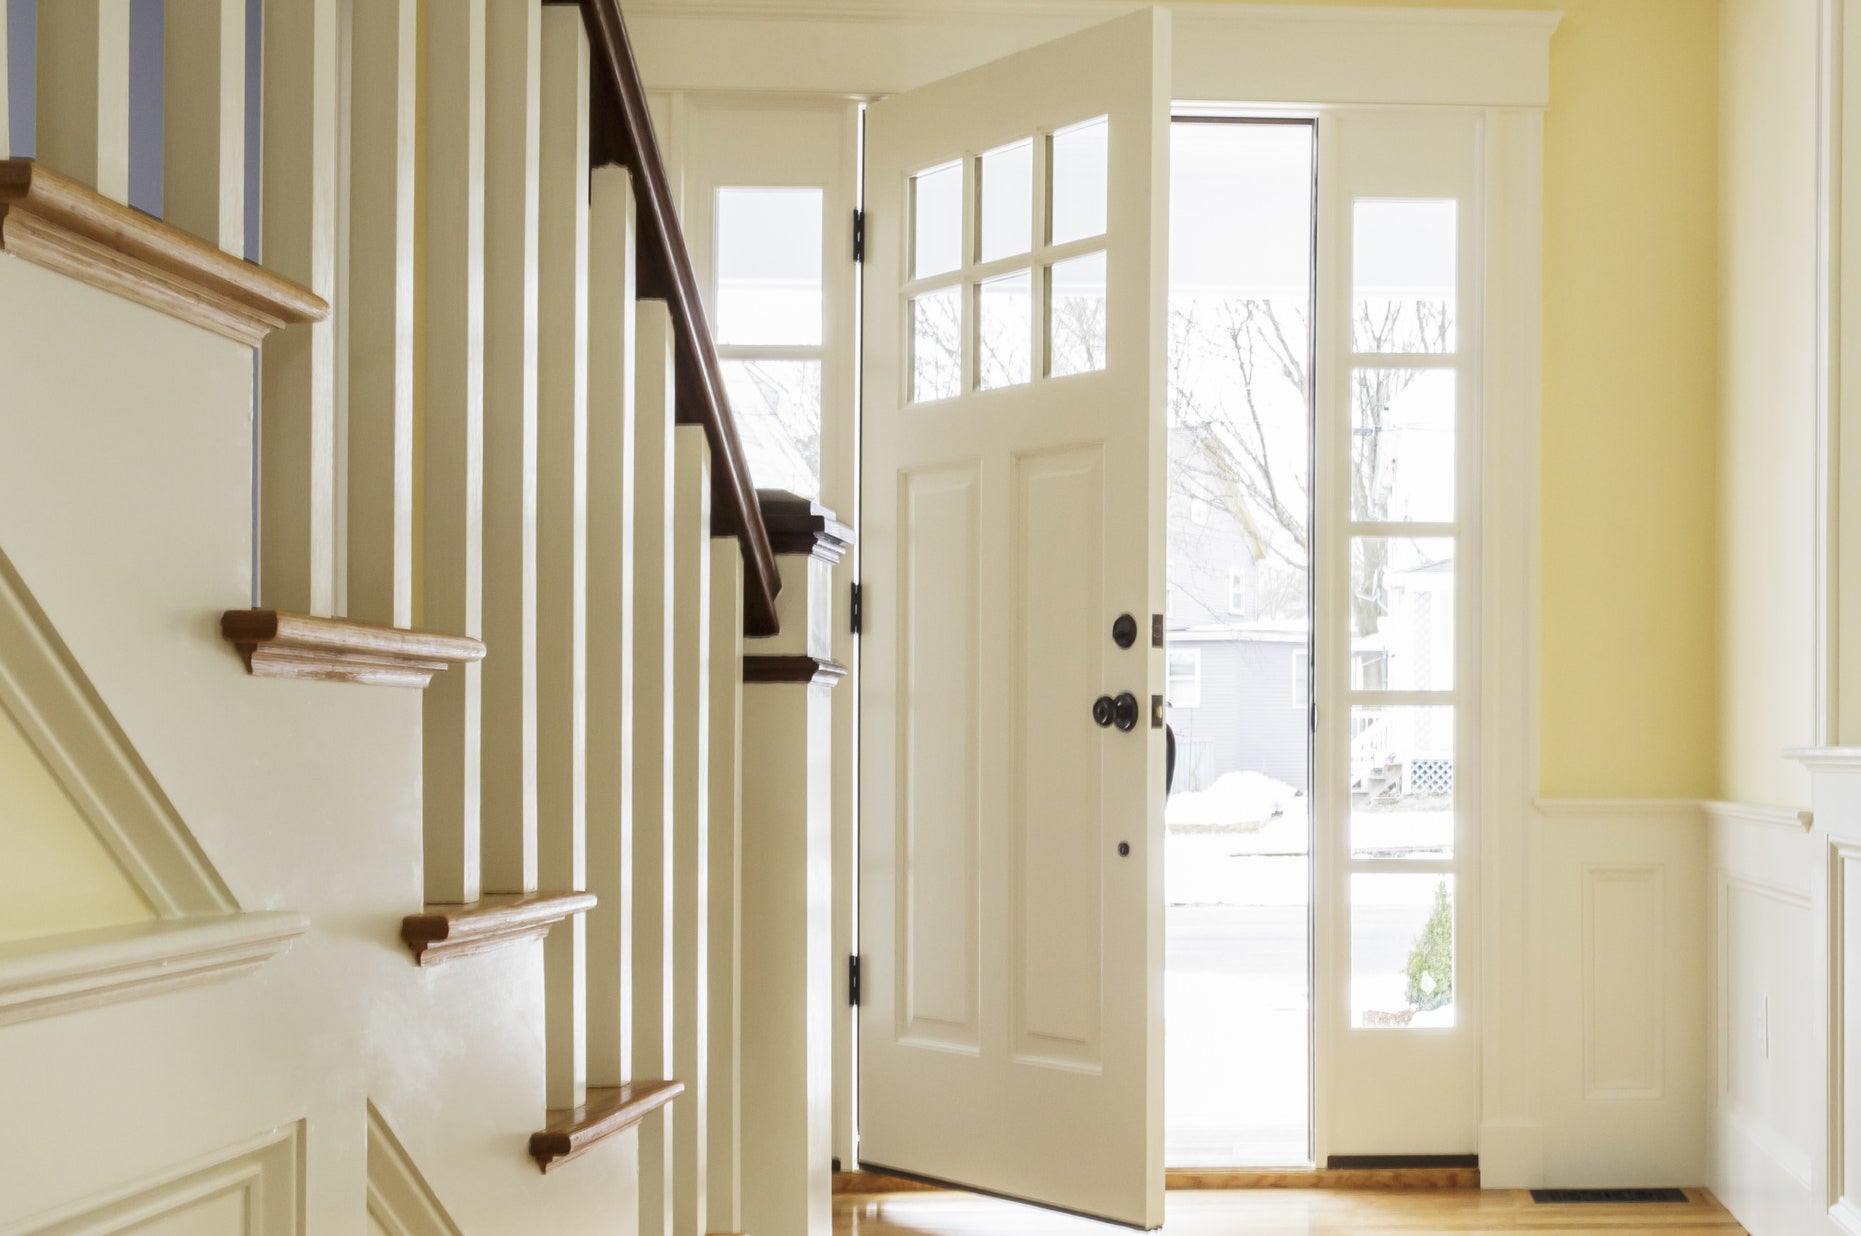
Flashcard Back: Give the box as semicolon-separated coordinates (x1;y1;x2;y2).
1405;879;1453;1011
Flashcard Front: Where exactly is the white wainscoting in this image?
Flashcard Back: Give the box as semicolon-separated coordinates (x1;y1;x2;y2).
0;1124;303;1236
1705;780;1846;1236
1531;799;1707;1185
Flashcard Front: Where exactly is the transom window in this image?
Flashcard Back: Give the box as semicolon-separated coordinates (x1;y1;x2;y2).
905;115;1111;403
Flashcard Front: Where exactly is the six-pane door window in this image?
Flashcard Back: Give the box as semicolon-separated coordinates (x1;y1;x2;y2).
906;116;1111;403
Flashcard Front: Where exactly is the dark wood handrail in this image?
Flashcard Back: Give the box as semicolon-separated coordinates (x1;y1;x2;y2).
560;0;782;637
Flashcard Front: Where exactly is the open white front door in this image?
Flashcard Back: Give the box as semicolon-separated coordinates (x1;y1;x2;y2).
858;10;1170;1228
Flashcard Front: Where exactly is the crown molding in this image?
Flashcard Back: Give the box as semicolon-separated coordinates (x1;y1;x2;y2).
629;2;1561;108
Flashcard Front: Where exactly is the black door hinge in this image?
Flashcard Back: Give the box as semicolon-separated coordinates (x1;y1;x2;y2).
852;209;865;263
848;955;862;1006
850;582;863;635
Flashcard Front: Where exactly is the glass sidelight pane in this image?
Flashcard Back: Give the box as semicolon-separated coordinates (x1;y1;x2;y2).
977;270;1032;391
1049;251;1107;377
1351;367;1455;523
979;139;1034;263
1352;200;1457;354
1050;116;1109;245
910;285;963;403
1348;706;1454;860
1165;119;1318;1169
1350;538;1455;691
721;359;822;499
1351;873;1455;1027
912;160;963;279
715;187;824;346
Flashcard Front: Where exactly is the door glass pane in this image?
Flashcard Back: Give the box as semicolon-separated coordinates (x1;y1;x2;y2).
977;270;1032;391
1349;706;1453;859
979;139;1033;263
910;285;962;403
1351;367;1454;523
715;187;823;346
1352;200;1456;354
1049;251;1107;377
912;160;963;278
721;359;822;499
1166;119;1316;1169
1050;116;1109;245
1350;538;1454;691
1351;873;1455;1026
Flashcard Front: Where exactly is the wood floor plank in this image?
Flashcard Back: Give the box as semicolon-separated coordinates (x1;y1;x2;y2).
834;1188;1745;1234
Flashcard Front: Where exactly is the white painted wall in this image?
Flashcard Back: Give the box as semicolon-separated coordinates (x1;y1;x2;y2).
0;258;636;1231
0;700;151;943
1718;0;1821;811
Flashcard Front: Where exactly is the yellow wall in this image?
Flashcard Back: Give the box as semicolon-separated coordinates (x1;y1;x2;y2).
660;0;1727;799
1198;0;1725;796
1717;0;1818;808
0;698;151;943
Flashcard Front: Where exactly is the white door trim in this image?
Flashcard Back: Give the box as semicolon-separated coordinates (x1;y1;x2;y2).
629;2;1553;1182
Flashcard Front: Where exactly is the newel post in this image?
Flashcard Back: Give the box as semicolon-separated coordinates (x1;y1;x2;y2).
738;491;850;1236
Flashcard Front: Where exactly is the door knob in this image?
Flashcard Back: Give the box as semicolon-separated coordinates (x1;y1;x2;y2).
1112;692;1139;732
1092;692;1141;731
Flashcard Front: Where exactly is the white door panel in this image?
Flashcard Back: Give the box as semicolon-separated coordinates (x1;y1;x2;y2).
859;9;1170;1227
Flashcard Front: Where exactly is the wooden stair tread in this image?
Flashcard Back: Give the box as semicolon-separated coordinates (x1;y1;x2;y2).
400;891;595;966
528;1080;684;1173
222;610;485;689
0;159;326;345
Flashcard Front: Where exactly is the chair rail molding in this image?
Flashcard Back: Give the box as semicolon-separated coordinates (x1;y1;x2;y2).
1702;800;1815;832
0;912;308;1028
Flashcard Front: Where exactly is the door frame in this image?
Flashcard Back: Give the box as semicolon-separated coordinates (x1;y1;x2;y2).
638;3;1553;1184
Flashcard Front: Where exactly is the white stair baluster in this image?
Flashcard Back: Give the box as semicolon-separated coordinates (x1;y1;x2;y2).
420;0;487;905
36;0;130;202
633;299;679;1236
342;0;415;630
162;0;245;254
480;0;543;894
537;2;592;1113
672;423;712;1236
707;537;746;1232
587;164;639;1091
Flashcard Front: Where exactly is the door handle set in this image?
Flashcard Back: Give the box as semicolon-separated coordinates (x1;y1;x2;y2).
1092;691;1141;731
1094;613;1148;731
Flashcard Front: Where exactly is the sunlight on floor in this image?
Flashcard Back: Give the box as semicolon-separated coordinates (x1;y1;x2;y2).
834;1188;1745;1235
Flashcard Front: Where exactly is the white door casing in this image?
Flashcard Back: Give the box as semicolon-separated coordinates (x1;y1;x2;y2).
858;10;1170;1227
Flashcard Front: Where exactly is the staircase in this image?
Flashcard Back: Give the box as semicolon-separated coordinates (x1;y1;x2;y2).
0;1;841;1233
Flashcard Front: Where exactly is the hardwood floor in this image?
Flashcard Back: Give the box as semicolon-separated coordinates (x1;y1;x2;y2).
834;1187;1746;1234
